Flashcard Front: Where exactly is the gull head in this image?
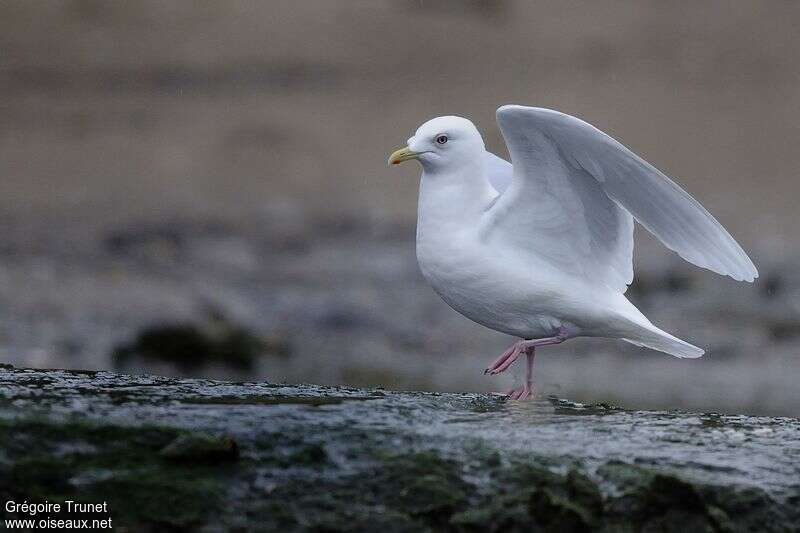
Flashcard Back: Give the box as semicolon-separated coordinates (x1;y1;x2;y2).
388;116;485;173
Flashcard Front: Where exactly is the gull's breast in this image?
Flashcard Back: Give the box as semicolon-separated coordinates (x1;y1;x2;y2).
416;228;571;338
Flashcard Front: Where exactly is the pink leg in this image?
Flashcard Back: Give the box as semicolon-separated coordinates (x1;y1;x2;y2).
484;327;568;376
483;343;518;375
508;350;535;400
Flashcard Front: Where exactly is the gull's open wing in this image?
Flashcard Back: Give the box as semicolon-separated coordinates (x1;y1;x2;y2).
484;105;756;292
484;150;513;194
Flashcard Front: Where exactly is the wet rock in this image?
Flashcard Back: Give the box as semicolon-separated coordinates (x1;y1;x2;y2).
159;434;239;464
0;366;798;531
376;451;471;522
287;443;328;466
0;418;225;530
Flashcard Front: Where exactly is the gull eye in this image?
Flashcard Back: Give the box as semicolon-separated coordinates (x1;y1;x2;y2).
435;134;448;145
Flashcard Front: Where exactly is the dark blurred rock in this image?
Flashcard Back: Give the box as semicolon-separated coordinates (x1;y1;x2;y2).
112;314;289;372
664;271;693;293
102;220;235;264
314;306;377;331
761;273;784;299
627;270;693;298
767;320;800;342
104;224;185;259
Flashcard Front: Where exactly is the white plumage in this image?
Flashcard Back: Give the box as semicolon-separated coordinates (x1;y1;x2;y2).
389;105;756;397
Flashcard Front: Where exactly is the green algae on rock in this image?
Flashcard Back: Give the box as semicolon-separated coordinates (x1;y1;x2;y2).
159;433;240;464
0;419;227;530
0;365;798;531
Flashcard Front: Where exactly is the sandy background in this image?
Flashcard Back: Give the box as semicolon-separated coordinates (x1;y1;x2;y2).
0;1;798;414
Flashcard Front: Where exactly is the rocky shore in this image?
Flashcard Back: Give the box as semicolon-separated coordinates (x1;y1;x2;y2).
1;365;798;531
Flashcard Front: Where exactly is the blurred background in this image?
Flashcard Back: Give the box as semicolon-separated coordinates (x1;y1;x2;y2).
0;1;798;415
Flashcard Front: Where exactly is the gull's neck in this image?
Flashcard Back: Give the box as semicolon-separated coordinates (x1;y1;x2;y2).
416;159;496;242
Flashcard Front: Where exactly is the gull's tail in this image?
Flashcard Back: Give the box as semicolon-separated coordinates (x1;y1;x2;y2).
621;325;704;359
612;296;704;358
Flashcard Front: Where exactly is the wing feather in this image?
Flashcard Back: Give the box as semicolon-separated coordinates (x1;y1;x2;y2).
487;105;756;290
484;150;513;194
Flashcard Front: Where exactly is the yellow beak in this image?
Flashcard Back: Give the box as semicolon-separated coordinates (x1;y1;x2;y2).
387;146;420;166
